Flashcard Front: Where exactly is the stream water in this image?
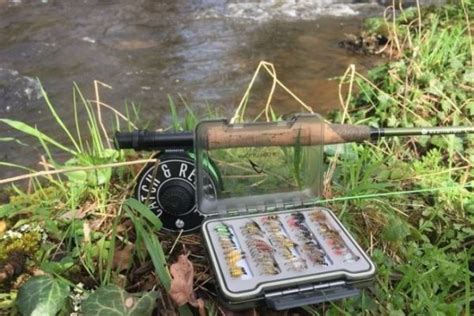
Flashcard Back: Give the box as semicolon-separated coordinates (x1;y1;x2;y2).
0;0;438;179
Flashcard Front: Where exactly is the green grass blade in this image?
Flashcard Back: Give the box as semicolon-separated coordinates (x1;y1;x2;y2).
74;82;104;153
0;119;76;155
124;198;163;231
124;203;171;291
168;95;182;131
0;137;27;146
40;84;81;152
72;86;84;151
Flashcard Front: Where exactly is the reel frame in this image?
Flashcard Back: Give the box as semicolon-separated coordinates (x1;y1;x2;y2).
135;150;221;233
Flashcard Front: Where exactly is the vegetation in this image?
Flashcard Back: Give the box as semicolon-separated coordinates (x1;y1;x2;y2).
0;1;473;315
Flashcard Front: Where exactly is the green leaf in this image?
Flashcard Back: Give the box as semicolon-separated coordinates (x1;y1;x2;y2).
0;203;21;218
383;216;411;242
63;150;118;186
81;284;158;316
40;256;75;275
16;275;70;316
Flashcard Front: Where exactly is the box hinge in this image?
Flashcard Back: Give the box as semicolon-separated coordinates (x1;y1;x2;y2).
282;197;305;211
264;281;360;311
239;202;275;215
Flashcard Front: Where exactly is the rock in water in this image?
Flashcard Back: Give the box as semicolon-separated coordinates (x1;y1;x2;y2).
0;68;43;114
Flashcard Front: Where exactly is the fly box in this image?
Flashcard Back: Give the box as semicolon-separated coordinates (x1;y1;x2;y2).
195;114;376;310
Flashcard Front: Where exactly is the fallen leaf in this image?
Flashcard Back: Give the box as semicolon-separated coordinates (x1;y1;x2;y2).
0;251;27;283
169;253;205;313
27;266;47;276
59;209;86;221
196;298;206;316
113;244;135;272
88;217;105;231
0;220;7;235
169;254;193;306
83;221;91;243
117;219;133;233
59;201;96;221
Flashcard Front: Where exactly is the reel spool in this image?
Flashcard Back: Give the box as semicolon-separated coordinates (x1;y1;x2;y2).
135;151;220;233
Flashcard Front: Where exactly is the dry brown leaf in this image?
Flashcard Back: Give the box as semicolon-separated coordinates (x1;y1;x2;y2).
169;254;193;306
88;217;105;231
196;298;206;316
27;266;46;276
169;253;205;312
139;274;158;292
112;244;135;272
116;219;133;234
83;221;91;243
0;251;27;283
0;220;7;235
59;201;96;221
59;209;86;221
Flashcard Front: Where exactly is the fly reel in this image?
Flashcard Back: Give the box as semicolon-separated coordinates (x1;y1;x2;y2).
135;151;220;232
114;130;220;233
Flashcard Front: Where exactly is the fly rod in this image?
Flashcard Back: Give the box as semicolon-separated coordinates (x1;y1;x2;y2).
114;122;474;150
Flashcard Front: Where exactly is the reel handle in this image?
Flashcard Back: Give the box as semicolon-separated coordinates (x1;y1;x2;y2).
114;130;193;150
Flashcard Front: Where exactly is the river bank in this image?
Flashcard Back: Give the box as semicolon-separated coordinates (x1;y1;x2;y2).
0;1;473;315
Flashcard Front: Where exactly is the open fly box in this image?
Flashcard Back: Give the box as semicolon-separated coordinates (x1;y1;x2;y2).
195;114;376;310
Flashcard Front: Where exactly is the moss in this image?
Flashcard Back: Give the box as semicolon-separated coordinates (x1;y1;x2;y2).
9;186;60;207
0;231;42;261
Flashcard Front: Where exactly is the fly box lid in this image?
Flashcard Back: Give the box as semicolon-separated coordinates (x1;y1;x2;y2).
195;113;325;215
195;114;376;310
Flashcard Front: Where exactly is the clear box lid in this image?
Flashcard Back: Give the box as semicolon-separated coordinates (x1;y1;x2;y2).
195;113;325;215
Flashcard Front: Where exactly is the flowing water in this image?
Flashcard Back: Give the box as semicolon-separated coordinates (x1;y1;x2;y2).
0;0;438;178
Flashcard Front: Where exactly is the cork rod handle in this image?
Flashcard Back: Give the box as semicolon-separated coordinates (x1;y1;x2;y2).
205;123;371;149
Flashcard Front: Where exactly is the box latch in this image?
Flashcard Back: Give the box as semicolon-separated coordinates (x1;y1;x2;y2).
264;281;359;310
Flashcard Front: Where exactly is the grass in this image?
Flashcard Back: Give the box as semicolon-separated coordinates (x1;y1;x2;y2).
0;1;473;315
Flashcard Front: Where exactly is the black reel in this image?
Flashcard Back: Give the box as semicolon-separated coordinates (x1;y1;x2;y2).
135;151;220;233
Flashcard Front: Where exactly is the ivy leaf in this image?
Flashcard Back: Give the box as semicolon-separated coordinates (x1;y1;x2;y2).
16;275;70;316
81;285;158;316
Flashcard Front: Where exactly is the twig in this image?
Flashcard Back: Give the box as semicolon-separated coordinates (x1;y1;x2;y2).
262;63;278;121
87;99;138;130
231;61;314;123
262;63;313;113
94;80;113;149
461;0;474;66
168;229;184;256
231;62;265;123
